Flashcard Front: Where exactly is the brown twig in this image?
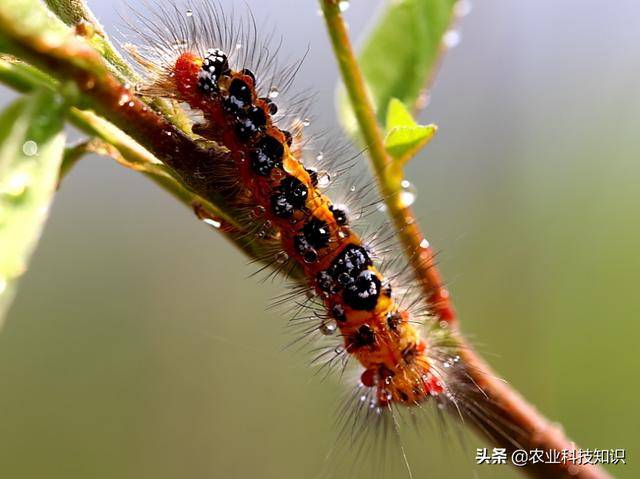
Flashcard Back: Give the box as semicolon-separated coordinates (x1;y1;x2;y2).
319;1;612;478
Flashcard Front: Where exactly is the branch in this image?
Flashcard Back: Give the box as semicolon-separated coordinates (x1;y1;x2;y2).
318;2;612;478
0;4;300;277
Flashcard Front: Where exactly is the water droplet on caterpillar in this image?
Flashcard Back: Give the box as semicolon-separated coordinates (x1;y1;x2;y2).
301;118;311;127
338;0;350;12
399;179;417;207
203;218;221;229
251;205;266;218
315;152;324;162
317;171;331;188
420;238;430;249
22;140;38;156
275;251;289;264
185;9;193;17
319;320;337;336
268;86;280;99
377;202;387;212
349;185;356;192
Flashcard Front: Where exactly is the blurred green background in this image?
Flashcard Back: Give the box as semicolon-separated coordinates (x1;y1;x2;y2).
0;0;638;477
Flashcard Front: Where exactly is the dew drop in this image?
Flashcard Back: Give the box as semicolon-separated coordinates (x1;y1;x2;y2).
317;171;331;188
22;140;38;157
349;185;356;192
442;30;461;49
319;320;337;336
118;93;130;106
420;238;430;249
454;0;472;17
301;118;311;127
251;205;266;218
315;152;324;162
203;218;221;229
268;86;280;99
399;180;417;207
338;0;350;12
275;251;289;264
377;202;387;212
185;9;193;17
235;42;243;50
334;346;344;355
2;171;31;198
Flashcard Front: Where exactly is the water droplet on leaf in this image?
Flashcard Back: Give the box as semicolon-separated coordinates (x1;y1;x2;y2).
22;140;38;157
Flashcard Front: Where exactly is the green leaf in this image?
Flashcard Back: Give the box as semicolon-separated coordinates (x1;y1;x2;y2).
384;98;436;165
0;88;67;325
339;0;457;134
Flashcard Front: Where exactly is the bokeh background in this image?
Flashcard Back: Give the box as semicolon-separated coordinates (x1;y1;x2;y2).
1;0;638;477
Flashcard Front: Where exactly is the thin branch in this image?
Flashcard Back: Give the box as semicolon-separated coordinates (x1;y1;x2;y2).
318;2;612;478
319;0;454;323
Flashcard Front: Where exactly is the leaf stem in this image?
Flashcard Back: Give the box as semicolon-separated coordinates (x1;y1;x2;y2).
320;0;454;323
319;2;612;478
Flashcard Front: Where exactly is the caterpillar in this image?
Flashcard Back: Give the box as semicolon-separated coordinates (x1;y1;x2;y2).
124;0;507;470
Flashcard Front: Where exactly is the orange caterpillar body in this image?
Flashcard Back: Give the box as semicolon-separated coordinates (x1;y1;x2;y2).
167;50;444;407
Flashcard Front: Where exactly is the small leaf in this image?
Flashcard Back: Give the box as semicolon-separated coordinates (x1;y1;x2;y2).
339;0;457;134
386;97;419;130
0;88;67;325
384;98;437;165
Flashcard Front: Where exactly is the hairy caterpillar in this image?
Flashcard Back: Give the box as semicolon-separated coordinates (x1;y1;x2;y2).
123;0;505;470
